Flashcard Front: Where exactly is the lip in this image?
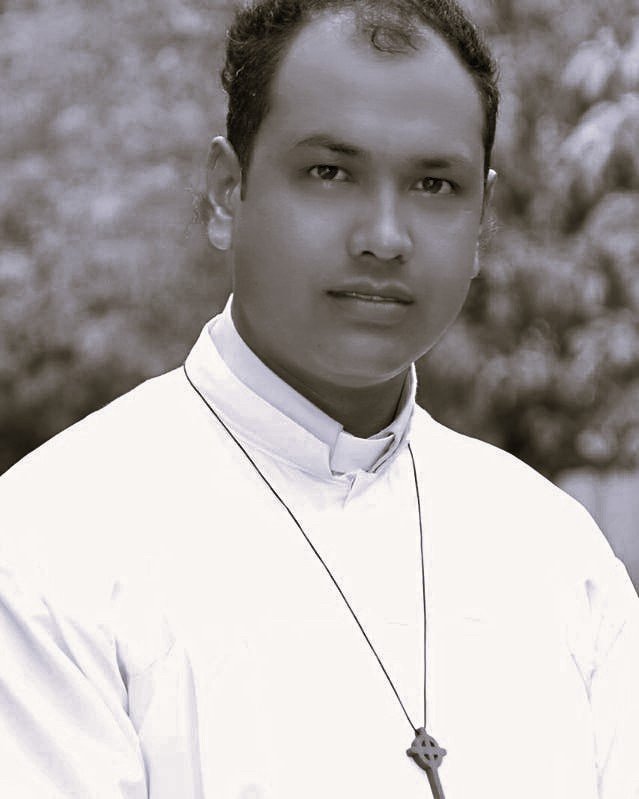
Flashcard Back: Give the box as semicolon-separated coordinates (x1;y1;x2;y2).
326;281;414;304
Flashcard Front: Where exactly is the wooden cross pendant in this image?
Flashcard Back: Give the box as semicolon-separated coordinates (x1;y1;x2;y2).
406;728;447;799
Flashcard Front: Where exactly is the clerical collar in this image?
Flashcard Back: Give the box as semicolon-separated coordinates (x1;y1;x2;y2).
185;296;415;478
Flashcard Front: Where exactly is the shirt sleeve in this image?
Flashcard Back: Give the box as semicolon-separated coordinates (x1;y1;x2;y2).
587;556;639;798
0;567;204;799
112;581;205;799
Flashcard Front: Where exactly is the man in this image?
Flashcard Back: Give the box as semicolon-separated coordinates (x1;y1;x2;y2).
1;0;638;797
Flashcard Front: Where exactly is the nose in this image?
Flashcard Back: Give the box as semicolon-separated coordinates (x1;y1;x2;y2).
347;188;413;263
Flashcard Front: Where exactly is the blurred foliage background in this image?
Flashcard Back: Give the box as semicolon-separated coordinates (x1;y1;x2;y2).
2;0;639;481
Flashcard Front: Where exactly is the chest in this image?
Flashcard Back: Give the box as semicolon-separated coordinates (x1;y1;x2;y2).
143;453;598;799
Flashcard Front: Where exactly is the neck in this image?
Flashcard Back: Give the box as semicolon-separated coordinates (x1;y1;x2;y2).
270;364;408;439
231;314;408;439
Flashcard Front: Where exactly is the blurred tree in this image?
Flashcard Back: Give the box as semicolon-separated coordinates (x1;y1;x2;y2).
419;0;639;478
1;0;638;479
1;0;233;472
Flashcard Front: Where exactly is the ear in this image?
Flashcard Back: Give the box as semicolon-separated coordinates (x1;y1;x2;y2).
481;168;497;222
471;249;481;279
206;136;242;251
473;169;497;278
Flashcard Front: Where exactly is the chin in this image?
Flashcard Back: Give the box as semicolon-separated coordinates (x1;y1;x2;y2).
311;350;413;390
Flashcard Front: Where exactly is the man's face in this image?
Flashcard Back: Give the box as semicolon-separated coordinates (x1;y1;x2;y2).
229;13;489;391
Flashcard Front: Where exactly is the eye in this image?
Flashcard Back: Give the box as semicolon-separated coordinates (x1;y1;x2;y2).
308;165;349;182
414;177;454;195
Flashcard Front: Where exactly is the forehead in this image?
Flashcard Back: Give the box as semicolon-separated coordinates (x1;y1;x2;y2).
258;11;485;168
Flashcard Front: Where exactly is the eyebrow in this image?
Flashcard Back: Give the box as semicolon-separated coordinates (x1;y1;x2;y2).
292;135;362;157
414;156;473;170
291;134;474;169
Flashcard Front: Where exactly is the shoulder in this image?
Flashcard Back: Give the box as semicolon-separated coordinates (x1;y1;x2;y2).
410;404;563;495
0;368;223;592
2;367;212;489
409;406;615;578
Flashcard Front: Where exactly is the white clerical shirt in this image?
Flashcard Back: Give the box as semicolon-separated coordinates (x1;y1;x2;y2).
1;303;639;799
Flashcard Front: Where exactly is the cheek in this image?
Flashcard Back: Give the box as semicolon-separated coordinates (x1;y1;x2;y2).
231;214;318;325
410;226;478;333
234;201;336;295
416;271;472;338
415;220;478;292
237;189;301;254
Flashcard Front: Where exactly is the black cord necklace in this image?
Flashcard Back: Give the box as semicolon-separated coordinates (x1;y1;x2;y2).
183;364;447;798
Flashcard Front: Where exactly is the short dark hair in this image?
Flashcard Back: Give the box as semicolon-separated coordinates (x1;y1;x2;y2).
221;0;499;181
